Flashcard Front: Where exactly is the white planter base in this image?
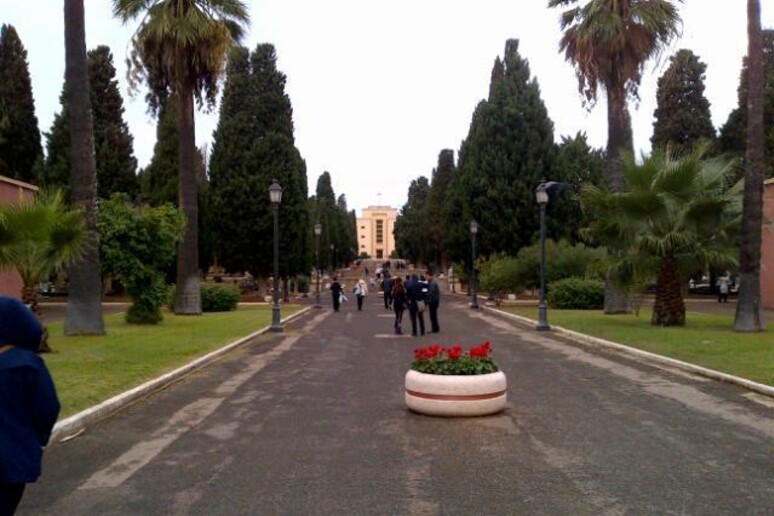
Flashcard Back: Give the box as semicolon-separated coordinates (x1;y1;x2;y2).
404;370;507;417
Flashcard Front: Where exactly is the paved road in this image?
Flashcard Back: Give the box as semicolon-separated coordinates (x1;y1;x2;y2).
20;295;774;515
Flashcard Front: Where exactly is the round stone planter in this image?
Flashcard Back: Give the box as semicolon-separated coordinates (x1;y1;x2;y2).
404;370;507;417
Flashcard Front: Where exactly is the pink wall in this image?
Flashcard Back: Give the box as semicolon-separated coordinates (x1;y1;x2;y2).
0;176;38;299
763;179;774;309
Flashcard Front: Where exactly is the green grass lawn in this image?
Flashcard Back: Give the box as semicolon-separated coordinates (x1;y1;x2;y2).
44;305;302;418
500;306;774;387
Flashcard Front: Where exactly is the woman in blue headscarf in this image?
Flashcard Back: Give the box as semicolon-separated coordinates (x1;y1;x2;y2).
0;296;60;515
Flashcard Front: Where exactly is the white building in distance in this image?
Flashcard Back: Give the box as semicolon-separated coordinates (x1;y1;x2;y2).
356;206;398;260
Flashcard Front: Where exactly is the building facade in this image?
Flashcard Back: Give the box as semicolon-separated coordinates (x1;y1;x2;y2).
356;206;398;260
0;176;38;299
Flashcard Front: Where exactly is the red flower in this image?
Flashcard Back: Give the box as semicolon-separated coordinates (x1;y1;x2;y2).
447;344;463;360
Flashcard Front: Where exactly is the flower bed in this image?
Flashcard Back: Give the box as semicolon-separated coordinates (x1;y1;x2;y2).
405;342;507;416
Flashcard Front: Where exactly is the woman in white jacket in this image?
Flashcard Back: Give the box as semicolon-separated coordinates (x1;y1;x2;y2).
354;278;368;311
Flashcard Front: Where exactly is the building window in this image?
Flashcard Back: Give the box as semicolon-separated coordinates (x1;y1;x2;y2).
361;244;366;249
376;220;383;244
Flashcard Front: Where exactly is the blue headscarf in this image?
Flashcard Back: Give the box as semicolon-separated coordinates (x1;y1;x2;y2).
0;296;43;352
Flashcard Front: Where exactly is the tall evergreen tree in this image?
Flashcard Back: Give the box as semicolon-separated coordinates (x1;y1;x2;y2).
552;132;606;243
315;172;338;271
395;176;431;266
0;24;42;182
718;30;774;180
139;99;180;206
448;39;556;260
89;46;138;199
426;149;455;269
251;44;294;139
40;89;71;194
651;49;716;153
209;43;309;280
41;46;139;198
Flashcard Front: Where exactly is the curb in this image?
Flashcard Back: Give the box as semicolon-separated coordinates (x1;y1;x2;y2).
482;305;774;399
50;306;314;443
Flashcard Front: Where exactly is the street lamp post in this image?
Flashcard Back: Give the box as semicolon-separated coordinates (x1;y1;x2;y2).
535;181;550;331
314;223;322;308
269;179;283;332
470;220;479;309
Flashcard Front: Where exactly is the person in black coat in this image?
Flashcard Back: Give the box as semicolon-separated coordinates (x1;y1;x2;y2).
406;274;428;337
426;270;441;333
330;277;343;312
391;277;407;334
0;296;60;515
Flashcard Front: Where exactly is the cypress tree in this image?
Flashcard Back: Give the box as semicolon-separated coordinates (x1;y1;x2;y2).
42;46;139;198
315;172;338;271
89;46;138;199
139;99;179;206
395;177;431;266
451;39;556;259
719;30;774;179
0;24;42;182
651;49;716;154
251;43;294;139
210;43;309;279
40;89;71;194
426;149;455;268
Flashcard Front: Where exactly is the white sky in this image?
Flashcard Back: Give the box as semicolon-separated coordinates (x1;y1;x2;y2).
4;1;773;215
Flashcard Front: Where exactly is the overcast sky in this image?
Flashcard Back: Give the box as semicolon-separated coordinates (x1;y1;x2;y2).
4;1;773;215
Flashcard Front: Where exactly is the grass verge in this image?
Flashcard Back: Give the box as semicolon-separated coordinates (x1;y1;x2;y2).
44;305;302;418
499;306;773;387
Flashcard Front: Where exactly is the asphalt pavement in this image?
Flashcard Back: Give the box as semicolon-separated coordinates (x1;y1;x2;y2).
19;294;774;515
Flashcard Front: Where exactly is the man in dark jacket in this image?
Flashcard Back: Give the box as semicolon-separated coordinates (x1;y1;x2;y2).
426;270;441;333
0;296;60;515
330;277;343;312
406;274;428;337
382;273;393;310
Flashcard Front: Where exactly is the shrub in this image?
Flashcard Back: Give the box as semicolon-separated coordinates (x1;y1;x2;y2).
547;277;604;309
200;283;240;312
516;239;607;290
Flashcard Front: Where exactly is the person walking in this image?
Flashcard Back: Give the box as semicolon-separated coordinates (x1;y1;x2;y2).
426;270;441;333
382;273;393;310
354;278;368;311
0;296;60;516
392;276;407;335
717;275;730;303
406;274;428;337
330;277;343;312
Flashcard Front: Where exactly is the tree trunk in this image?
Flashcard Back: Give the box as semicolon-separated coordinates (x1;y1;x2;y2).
734;0;766;332
651;255;685;326
174;88;202;315
63;0;105;335
603;82;634;314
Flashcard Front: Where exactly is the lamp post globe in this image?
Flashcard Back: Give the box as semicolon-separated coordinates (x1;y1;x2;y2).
535;181;550;331
470;220;479;309
269;179;283;332
314;223;322;308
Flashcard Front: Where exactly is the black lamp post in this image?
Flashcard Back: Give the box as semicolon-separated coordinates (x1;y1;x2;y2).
470;220;479;309
269;179;283;332
314;223;322;308
535;181;550;331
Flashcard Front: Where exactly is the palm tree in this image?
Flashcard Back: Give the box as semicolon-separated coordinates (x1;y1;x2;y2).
64;0;105;334
733;0;766;332
548;0;683;313
0;190;86;316
580;145;741;326
112;0;249;314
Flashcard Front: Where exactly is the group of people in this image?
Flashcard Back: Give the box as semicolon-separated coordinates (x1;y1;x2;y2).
388;272;441;336
328;270;442;337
